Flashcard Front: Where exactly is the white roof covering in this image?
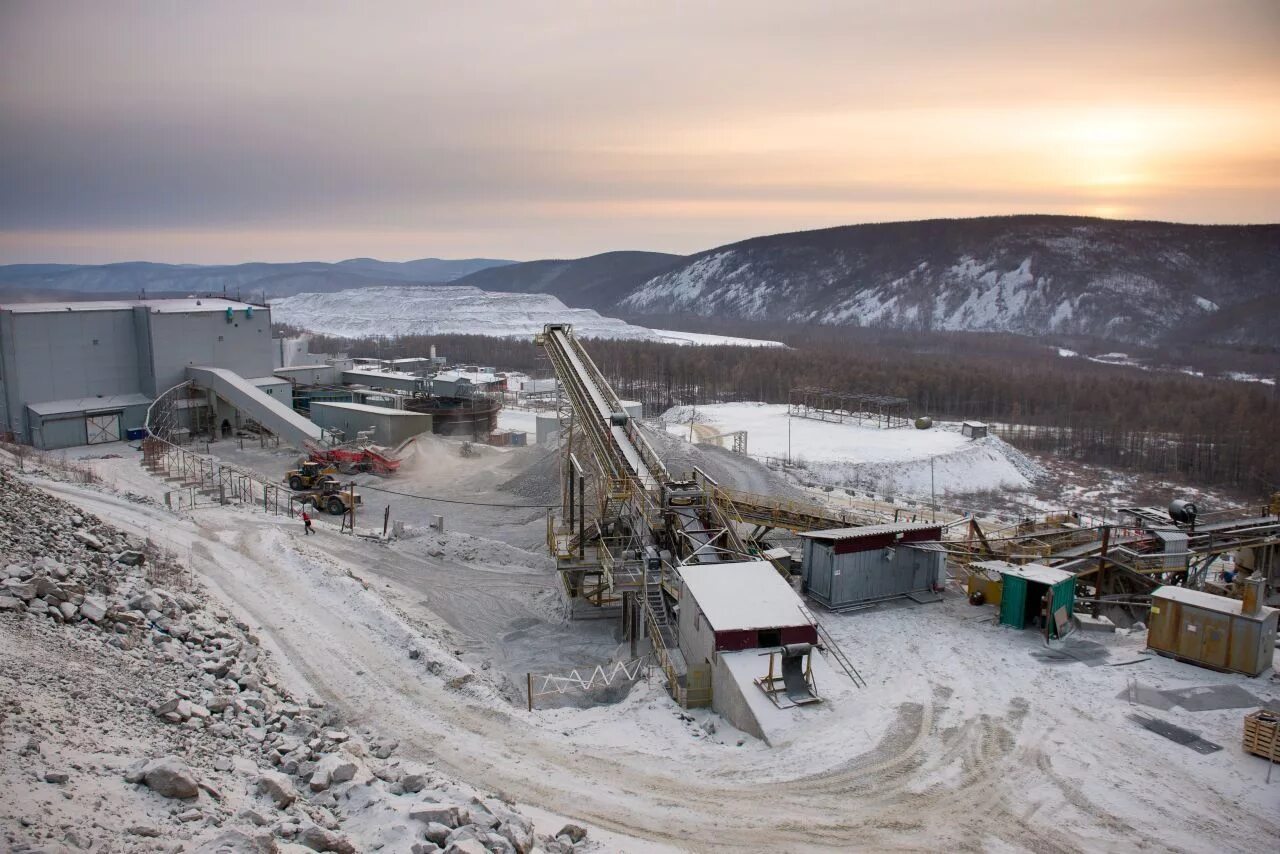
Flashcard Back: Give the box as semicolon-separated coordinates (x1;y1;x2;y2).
798;521;942;541
996;562;1074;586
27;393;152;416
4;298;260;314
1153;585;1277;619
678;560;811;632
435;370;498;384
342;368;421;382
310;401;426;417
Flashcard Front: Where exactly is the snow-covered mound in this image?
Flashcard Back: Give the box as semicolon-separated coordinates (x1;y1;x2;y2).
661;402;1043;497
271;285;783;347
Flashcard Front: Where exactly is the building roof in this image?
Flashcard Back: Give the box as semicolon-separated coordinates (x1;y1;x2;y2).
27;393;152;417
310;401;428;417
679;560;812;632
435;370;498;384
798;522;942;541
1153;585;1277;620
995;562;1074;586
341;368;422;382
3;298;261;315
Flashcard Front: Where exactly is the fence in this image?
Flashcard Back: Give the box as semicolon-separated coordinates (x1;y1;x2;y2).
526;655;652;710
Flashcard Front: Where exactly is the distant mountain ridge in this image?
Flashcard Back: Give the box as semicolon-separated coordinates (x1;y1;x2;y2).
458;216;1280;347
6;216;1277;347
0;257;514;299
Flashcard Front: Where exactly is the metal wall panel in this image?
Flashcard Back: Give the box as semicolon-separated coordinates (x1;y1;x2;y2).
1000;575;1027;629
33;415;87;450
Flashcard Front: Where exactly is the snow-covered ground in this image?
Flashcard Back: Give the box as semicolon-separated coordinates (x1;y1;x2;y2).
271;285;784;347
661;403;1042;497
14;441;1277;852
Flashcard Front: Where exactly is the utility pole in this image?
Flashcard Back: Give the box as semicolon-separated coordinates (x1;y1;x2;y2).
930;457;936;522
787;408;792;467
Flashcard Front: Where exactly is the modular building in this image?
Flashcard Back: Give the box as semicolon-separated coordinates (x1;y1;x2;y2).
0;298;275;449
961;421;988;439
1147;584;1277;676
973;560;1076;639
309;401;432;447
799;522;945;609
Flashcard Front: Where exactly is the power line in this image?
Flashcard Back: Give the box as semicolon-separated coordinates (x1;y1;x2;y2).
352;481;558;509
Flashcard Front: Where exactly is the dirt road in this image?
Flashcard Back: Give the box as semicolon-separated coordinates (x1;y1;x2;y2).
33;459;1280;853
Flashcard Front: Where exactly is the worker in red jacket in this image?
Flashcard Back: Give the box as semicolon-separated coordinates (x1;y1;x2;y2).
301;509;313;535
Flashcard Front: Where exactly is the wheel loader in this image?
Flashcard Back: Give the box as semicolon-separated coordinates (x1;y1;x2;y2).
285;460;338;492
309;479;362;516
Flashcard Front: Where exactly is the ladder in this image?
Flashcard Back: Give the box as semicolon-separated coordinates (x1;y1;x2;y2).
799;603;866;688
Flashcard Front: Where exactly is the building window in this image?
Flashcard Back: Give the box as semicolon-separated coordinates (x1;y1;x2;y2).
217;335;224;342
92;339;99;345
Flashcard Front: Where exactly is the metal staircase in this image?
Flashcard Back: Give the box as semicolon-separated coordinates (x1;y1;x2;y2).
799;602;866;688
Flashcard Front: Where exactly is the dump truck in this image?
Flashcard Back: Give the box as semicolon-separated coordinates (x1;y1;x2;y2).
285;460;339;492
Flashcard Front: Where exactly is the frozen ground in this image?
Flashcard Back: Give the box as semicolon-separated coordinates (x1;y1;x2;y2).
15;443;1279;852
661;403;1043;497
271;285;784;348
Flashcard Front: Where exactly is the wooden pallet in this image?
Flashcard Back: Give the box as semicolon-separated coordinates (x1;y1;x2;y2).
1242;709;1280;761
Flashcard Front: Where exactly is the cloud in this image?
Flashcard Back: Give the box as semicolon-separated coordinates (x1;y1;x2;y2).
1;0;1277;262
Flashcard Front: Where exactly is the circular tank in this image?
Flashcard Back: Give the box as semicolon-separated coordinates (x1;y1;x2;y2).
914;416;933;430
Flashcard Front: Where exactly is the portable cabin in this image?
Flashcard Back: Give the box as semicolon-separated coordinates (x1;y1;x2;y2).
799;522;945;609
976;560;1076;638
961;421;988;439
677;560;817;668
1147;584;1277;676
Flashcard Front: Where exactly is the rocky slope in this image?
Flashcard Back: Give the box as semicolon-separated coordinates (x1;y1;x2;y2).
0;464;587;854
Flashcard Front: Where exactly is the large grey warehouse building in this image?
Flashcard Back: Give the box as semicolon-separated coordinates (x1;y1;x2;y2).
0;298;288;449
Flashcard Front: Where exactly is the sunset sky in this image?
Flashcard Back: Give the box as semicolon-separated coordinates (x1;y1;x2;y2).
1;1;1277;263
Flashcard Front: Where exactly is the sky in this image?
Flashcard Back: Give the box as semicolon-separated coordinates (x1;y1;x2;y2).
1;0;1278;264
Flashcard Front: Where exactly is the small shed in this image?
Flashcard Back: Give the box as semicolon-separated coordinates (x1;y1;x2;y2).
677;560;816;668
1147;585;1277;676
799;522;945;609
976;560;1075;638
961;421;988;439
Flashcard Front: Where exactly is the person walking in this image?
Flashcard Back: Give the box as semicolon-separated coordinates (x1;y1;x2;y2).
301;508;313;535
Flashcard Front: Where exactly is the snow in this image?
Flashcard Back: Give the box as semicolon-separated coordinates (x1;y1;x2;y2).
1194;296;1219;312
17;442;1280;852
1153;585;1276;619
271;285;784;348
1226;371;1276;386
496;407;540;438
679;560;811;631
660;402;1041;496
1056;347;1079;358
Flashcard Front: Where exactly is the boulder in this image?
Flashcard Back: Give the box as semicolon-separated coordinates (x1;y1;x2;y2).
140;755;200;799
297;823;356;854
72;530;104;550
445;840;487;854
194;828;276;854
309;753;358;792
78;596;107;622
256;770;298;808
410;802;460;828
423;822;452;845
0;595;21;611
557;825;587;844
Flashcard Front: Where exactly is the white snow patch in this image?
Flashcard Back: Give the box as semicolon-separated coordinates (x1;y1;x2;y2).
1194;296;1219;312
271;285;784;348
661;403;1040;496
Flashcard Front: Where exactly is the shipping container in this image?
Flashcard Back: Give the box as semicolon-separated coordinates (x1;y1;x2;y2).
1147;585;1277;677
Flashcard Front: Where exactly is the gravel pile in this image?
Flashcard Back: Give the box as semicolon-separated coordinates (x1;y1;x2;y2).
0;467;589;853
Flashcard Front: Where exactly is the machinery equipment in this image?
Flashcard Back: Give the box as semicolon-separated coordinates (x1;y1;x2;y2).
306;479;362;516
285;460;338;491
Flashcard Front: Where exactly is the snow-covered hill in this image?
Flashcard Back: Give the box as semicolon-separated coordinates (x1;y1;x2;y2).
619;217;1279;345
270;285;783;347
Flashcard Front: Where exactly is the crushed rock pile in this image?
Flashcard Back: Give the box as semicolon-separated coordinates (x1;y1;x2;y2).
0;467;588;854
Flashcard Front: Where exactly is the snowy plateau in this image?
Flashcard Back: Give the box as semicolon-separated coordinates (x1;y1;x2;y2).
661;403;1044;498
271;285;784;347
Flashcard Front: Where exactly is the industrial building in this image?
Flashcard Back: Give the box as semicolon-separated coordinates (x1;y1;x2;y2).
0;298;282;449
309;401;432;447
799;522;945;609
